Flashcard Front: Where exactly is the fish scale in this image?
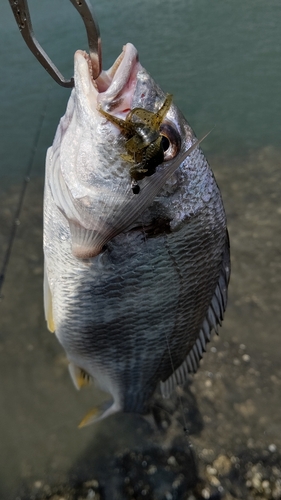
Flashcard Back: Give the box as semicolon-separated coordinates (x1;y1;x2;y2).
47;206;225;414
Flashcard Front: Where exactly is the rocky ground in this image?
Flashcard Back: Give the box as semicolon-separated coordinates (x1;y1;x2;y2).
1;146;281;500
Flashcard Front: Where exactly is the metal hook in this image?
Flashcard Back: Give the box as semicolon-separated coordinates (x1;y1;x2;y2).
8;0;102;88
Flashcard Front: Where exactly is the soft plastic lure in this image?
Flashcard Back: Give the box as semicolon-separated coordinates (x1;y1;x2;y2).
99;94;173;193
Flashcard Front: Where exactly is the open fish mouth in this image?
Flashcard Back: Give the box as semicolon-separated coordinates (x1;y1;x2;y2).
75;43;141;114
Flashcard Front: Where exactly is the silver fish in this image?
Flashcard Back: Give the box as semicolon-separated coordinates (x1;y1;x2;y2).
43;43;230;426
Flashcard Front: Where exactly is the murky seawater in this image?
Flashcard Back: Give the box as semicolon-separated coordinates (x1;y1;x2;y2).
0;1;281;499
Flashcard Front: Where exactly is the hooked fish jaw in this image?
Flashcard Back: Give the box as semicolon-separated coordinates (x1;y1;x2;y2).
74;43;141;116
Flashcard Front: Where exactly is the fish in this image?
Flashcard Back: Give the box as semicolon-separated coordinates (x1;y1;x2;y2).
43;42;230;426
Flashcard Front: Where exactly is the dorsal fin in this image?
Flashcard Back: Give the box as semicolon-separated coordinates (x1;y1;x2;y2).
160;231;230;398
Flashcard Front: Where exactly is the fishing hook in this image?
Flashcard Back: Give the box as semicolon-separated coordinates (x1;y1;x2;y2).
8;0;102;87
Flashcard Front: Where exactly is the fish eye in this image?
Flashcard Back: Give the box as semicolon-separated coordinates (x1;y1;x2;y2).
160;122;181;161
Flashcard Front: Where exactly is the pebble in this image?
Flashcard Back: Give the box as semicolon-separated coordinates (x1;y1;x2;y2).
201;487;210;498
233;358;240;366
206;466;217;476
167;455;177;466
213;455;232;476
234;399;256;417
34;480;43;488
147;464;157;475
165;493;173;500
83;480;99;489
268;443;277;452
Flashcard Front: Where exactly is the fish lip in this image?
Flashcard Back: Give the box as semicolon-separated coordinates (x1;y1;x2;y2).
74;43;140;112
98;43;140;111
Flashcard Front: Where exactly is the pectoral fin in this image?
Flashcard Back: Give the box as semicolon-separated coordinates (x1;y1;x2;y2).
43;266;55;333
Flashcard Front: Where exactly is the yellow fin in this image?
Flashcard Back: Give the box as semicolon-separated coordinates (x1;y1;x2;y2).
78;400;120;428
47;309;55;333
68;362;91;390
43;266;55;333
78;407;100;428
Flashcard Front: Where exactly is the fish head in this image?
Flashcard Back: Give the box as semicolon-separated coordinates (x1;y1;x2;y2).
47;43;196;259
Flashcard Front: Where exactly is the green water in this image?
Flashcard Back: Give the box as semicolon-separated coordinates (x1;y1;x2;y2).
0;1;281;498
1;0;280;190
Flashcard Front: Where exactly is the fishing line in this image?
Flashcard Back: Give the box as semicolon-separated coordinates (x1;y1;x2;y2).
0;89;50;299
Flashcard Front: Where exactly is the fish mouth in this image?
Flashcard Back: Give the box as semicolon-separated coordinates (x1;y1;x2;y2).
74;43;140;114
